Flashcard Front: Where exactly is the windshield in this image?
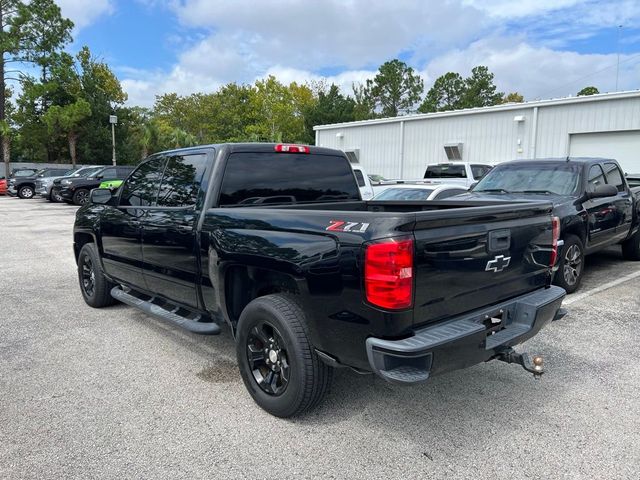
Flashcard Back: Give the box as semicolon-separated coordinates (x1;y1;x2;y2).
77;167;102;177
424;164;466;178
473;163;582;195
375;188;434;200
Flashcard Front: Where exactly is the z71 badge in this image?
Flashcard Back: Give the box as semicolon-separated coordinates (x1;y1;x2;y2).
326;220;370;233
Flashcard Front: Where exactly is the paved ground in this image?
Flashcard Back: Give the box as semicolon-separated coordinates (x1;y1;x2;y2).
1;195;639;479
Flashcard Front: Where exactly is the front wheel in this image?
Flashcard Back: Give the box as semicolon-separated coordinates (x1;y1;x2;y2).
78;243;117;308
50;187;62;202
73;188;90;205
235;294;333;417
553;234;584;293
18;185;35;199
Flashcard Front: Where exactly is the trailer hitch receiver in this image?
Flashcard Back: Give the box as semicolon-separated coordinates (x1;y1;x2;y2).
496;348;544;379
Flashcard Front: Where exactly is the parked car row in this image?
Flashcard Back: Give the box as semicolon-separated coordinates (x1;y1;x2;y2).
2;165;134;205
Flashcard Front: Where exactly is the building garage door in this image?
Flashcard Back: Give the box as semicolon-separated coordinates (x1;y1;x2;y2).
569;130;640;174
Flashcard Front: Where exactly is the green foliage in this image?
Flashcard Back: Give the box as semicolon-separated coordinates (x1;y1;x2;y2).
365;59;424;117
303;84;355;142
502;92;525;103
1;0;73;176
419;66;503;113
352;83;376;120
461;66;504;108
418;72;465;113
577;86;599;96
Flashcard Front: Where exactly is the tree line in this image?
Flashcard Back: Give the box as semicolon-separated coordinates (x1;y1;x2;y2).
0;1;604;175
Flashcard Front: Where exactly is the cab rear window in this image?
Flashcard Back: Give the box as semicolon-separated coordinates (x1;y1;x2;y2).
424;164;466;178
219;153;360;206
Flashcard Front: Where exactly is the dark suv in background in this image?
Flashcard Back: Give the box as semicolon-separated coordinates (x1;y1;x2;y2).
59;165;135;205
7;167;72;199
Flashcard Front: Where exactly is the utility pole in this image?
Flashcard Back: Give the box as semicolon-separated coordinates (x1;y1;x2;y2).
615;25;623;91
109;115;117;166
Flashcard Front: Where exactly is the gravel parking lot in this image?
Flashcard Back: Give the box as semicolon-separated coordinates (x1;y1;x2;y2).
1;196;639;479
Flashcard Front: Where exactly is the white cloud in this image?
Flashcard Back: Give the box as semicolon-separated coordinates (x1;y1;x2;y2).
119;0;640;107
57;0;114;30
421;37;640;99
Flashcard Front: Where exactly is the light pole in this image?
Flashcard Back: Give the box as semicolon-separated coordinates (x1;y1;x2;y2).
109;115;118;166
615;25;623;91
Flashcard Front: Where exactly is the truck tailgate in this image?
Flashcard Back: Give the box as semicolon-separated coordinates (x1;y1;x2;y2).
411;201;554;327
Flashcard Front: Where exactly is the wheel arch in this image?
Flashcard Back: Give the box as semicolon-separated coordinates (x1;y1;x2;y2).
223;264;301;333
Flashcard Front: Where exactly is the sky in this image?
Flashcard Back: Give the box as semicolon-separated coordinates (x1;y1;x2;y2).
56;0;640;108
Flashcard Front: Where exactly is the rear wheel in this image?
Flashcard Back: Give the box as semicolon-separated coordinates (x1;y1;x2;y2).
553;234;584;294
235;294;332;417
622;229;640;260
78;243;117;308
73;188;90;205
18;185;35;199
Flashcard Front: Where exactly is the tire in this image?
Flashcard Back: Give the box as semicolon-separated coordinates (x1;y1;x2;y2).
73;188;90;205
235;294;333;417
18;185;35;199
77;243;117;308
50;188;62;202
621;229;640;261
553;234;584;294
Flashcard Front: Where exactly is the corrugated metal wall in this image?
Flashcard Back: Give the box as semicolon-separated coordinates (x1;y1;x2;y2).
316;94;640;179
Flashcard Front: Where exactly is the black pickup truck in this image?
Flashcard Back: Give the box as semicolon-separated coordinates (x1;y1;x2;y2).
74;143;565;417
462;158;640;293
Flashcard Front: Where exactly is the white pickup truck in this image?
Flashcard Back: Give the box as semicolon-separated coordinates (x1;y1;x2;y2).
371;162;493;195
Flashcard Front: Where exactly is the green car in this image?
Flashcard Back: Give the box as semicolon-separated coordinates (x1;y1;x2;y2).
99;179;123;190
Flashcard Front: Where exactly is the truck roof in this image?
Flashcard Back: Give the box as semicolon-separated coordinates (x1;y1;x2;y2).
156;143;343;157
501;157;616;166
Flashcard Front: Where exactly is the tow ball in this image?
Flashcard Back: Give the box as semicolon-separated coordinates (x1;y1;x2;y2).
496;348;544;379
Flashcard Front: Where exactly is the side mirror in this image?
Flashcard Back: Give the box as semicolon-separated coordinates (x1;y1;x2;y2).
587;184;618;199
468;182;478;191
95;174;104;180
90;188;113;205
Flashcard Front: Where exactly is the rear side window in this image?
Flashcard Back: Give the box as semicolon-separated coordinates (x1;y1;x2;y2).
119;157;166;207
603;163;624;192
100;168;118;179
353;169;366;187
471;165;491;180
587;165;606;193
157;154;208;207
424;164;467;178
219;153;360;206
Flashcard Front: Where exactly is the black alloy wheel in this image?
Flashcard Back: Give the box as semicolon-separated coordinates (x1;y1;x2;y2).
246;322;290;396
81;254;96;298
235;294;333;417
77;243;117;308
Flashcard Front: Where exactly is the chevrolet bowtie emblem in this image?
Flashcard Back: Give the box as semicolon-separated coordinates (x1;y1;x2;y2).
486;255;511;273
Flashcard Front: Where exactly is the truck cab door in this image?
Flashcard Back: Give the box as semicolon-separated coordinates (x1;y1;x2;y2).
602;162;634;239
100;156;166;288
141;152;210;309
584;164;619;249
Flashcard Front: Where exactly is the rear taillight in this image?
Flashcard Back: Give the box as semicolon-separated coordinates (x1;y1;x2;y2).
550;216;560;267
274;144;310;153
364;238;414;310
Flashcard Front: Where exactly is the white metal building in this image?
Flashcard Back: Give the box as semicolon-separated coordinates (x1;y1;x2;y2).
313;90;640;178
